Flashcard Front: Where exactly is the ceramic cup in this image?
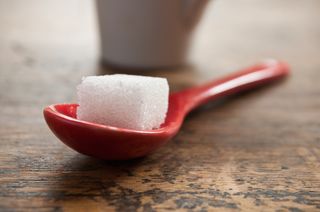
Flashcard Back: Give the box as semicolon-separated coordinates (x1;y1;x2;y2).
96;0;209;69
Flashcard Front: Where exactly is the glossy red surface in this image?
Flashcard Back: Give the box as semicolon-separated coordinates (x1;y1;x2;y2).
44;60;289;160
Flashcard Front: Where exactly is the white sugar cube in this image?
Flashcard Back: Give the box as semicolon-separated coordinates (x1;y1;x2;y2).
77;74;169;130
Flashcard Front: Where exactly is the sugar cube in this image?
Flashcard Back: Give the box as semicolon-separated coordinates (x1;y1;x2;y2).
77;74;169;130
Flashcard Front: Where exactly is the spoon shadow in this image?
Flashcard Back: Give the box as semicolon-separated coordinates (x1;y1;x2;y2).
186;78;286;120
47;155;146;199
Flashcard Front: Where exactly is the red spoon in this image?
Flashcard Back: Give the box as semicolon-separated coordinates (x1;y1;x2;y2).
44;60;289;160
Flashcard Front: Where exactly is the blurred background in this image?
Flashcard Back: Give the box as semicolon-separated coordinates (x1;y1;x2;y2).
1;0;319;125
1;0;318;103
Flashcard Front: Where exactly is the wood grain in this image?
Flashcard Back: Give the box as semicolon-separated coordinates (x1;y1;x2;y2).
0;0;319;211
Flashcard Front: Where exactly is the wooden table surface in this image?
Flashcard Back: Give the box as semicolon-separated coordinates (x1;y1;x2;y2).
1;0;319;211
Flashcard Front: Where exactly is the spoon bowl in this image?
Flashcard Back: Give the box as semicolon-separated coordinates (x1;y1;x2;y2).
44;60;289;160
44;94;184;160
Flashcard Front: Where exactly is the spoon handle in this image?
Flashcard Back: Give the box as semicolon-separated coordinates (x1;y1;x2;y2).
180;60;290;113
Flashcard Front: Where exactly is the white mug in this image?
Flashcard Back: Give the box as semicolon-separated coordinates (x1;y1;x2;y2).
96;0;209;69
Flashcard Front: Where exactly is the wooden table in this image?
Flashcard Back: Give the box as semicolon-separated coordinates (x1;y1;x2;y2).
1;0;319;211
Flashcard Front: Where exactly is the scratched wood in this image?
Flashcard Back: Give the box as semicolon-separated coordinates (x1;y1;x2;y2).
0;0;320;211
